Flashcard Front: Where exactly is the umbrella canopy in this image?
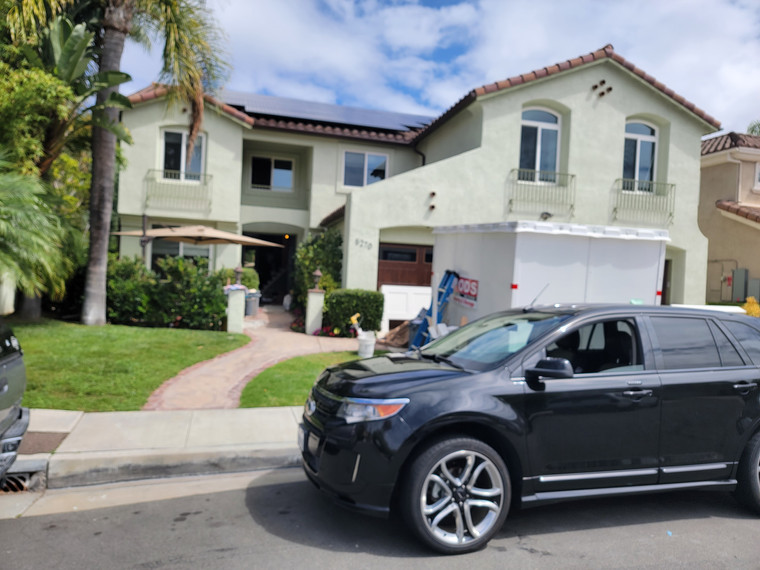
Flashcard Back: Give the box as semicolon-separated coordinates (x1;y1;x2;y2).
113;225;283;247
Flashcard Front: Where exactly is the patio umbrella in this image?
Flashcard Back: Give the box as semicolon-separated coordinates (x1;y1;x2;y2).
113;225;284;248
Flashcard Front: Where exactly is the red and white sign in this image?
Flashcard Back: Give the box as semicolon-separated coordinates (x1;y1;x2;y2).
453;277;479;309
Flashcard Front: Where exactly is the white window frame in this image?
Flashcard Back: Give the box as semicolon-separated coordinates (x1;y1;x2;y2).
250;155;295;192
519;107;561;177
343;150;389;187
754;162;760;192
623;121;658;191
147;226;213;270
162;129;206;182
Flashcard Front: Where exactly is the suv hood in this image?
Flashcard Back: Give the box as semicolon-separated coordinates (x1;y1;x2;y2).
319;353;466;397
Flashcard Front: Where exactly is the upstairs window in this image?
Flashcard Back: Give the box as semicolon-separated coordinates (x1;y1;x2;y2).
519;109;560;181
251;156;294;191
623;122;657;191
344;151;387;187
163;131;204;181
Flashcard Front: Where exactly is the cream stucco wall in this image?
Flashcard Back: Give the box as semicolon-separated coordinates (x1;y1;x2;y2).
700;151;760;302
344;60;714;304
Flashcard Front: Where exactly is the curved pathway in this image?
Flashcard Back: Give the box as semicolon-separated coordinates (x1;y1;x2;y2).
143;306;360;410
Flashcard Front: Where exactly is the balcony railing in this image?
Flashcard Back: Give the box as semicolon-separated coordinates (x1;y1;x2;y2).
507;169;576;218
612;179;675;226
144;170;212;212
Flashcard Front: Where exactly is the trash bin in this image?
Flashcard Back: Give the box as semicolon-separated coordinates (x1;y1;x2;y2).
245;291;261;316
357;331;376;358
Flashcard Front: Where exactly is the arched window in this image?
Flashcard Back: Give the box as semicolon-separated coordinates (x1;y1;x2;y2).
623;121;657;191
519;108;560;182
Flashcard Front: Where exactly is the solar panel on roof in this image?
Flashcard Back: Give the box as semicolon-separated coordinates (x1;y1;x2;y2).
220;89;432;132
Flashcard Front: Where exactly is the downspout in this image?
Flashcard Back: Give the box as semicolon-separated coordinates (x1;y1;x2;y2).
413;143;427;166
726;151;742;200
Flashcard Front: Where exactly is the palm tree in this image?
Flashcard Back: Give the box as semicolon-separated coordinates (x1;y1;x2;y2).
748;121;760;136
7;0;228;325
0;152;66;299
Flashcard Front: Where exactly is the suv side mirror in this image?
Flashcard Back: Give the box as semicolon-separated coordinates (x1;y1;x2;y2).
525;357;574;384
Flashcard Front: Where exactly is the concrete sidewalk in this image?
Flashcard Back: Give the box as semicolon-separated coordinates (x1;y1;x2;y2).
11;407;302;489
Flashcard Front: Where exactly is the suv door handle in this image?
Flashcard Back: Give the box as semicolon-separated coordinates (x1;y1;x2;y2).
733;382;758;393
623;389;653;398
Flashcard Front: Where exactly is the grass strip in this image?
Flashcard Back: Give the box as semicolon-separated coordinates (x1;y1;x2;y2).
11;319;249;412
239;351;362;408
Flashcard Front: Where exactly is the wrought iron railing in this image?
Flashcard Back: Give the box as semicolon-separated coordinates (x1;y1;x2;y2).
507;169;576;218
144;170;212;212
612;179;675;226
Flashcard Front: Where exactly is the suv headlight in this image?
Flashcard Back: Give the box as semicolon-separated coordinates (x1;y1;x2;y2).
337;397;409;424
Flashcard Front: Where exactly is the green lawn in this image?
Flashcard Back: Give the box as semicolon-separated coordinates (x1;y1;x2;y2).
239;351;362;408
11;319;249;412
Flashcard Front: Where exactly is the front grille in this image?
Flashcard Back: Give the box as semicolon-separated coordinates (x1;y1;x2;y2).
312;386;342;416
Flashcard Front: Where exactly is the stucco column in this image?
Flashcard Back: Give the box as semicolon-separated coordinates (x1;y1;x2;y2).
343;196;381;290
226;288;245;333
306;289;325;335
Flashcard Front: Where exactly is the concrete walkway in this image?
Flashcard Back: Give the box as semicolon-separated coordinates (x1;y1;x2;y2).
143;305;360;410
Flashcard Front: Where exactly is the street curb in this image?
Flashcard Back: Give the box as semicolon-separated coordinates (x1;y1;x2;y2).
46;445;301;489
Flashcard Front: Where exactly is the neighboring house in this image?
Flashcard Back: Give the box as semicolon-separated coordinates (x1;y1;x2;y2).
700;133;760;303
117;44;719;308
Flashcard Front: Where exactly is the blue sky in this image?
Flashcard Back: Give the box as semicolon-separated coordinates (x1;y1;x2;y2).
122;0;760;134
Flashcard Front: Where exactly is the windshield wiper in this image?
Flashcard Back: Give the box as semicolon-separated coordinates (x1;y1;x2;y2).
421;352;463;369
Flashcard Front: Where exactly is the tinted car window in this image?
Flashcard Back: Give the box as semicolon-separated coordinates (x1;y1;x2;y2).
650;317;721;370
546;319;640;374
709;321;745;366
723;320;760;366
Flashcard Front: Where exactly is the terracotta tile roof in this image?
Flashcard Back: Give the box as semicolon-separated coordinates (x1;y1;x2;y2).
716;200;760;224
417;44;720;142
128;84;255;127
128;44;720;145
702;133;760;155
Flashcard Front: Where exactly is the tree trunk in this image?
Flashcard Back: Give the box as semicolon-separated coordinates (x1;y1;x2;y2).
80;1;134;325
17;294;42;321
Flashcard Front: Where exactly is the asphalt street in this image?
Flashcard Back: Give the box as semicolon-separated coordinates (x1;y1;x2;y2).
2;467;760;569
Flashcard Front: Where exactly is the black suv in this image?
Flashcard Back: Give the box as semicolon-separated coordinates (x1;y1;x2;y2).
300;305;760;553
0;318;28;484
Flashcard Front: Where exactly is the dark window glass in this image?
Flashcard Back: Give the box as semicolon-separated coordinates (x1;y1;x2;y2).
380;246;416;262
424;248;433;263
251;157;272;186
164;132;182;173
724;321;760;366
623;138;637;181
519;125;538;172
650;317;721;370
709;322;745;366
344;152;365;186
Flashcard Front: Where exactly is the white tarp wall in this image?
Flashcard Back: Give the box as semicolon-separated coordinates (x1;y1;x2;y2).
379;285;431;333
433;221;668;324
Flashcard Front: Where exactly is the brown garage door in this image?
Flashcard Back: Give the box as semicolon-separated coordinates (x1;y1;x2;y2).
377;243;433;288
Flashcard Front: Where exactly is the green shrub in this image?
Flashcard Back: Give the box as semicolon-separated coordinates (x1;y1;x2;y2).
150;257;227;330
294;228;342;308
107;255;156;325
216;267;260;290
324;289;384;335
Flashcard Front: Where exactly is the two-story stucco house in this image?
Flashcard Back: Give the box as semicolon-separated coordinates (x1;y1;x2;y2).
117;44;719;308
700;133;760;303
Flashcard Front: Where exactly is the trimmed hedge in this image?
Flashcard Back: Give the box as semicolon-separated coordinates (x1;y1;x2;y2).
324;289;384;334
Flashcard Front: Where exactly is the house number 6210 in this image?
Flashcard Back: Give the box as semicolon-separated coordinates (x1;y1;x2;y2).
355;239;373;250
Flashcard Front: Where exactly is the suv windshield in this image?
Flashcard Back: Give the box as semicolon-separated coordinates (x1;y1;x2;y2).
420;310;572;371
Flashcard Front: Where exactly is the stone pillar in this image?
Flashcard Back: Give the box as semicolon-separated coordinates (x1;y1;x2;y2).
306;289;325;335
227;288;246;333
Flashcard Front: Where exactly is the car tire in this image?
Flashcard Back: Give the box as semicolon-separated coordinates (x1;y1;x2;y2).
735;431;760;514
400;436;511;554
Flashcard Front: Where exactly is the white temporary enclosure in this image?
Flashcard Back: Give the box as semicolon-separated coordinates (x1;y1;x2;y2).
432;221;668;324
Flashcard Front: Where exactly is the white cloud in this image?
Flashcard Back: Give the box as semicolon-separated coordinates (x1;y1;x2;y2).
121;0;760;132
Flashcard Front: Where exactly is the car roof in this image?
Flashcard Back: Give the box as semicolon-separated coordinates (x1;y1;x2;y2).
526;303;749;320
